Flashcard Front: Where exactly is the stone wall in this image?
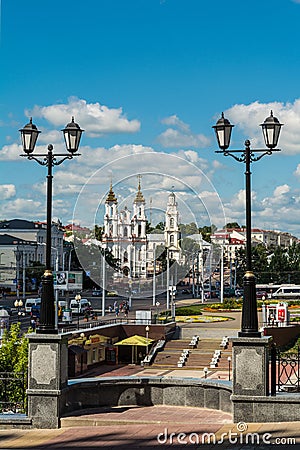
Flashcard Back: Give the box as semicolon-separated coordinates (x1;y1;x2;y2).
64;377;232;416
232;394;300;422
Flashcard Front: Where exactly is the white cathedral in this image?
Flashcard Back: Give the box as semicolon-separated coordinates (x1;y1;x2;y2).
101;180;181;278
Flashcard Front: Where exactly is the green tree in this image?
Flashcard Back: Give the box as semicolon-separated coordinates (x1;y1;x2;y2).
93;225;103;241
180;237;200;254
269;247;289;284
252;244;270;283
286;242;300;284
154;221;165;232
179;222;198;237
226;222;240;229
0;323;29;411
235;245;271;285
0;323;28;372
146;221;155;234
199;225;217;243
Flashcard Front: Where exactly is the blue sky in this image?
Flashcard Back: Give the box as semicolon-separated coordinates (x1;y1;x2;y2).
1;0;300;236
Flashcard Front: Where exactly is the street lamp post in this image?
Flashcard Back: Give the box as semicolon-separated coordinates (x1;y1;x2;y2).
155;301;160;324
14;250;22;300
228;356;231;381
213;111;282;337
75;293;81;330
20;117;84;334
145;325;150;355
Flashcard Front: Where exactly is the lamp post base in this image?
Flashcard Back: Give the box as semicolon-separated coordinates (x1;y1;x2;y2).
37;271;57;335
239;270;261;338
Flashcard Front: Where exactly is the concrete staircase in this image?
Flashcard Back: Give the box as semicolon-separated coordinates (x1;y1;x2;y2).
151;336;232;370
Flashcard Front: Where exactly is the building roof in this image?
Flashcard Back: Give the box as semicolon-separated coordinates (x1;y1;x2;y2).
147;233;165;242
0;233;36;246
105;182;118;203
0;219;42;230
134;178;145;204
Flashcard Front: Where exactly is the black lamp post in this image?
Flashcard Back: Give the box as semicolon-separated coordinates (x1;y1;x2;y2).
75;293;81;330
213;111;283;337
19;117;84;334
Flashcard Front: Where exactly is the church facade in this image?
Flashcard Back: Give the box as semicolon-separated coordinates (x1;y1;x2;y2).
101;180;181;278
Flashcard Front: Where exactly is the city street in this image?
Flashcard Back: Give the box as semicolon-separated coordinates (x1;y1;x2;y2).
0;289;205;332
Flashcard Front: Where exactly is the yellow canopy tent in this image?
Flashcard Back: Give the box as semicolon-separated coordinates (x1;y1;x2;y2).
115;335;154;364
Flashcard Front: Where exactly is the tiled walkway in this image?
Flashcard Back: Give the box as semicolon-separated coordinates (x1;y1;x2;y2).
1;405;300;449
2;313;300;449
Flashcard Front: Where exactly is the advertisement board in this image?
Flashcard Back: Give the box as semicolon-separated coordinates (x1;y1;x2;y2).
53;271;83;291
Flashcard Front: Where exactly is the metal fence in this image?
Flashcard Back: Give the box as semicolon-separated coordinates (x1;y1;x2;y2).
270;345;300;394
59;317;173;334
0;372;27;413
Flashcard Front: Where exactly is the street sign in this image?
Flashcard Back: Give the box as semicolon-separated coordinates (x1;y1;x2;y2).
53;271;83;291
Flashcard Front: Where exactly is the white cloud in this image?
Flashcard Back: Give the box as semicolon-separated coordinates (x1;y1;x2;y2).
0;143;23;161
0;198;43;219
161;115;190;132
224;99;300;155
294;164;300;177
273;184;290;198
212;159;226;170
224;184;300;234
27;97;141;136
0;184;16;199
158;115;210;148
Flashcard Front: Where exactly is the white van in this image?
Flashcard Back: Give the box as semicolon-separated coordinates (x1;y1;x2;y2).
25;298;41;313
70;298;91;315
272;285;300;299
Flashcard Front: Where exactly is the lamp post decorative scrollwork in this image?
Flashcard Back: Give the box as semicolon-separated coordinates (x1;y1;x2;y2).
19;117;84;334
213;111;283;337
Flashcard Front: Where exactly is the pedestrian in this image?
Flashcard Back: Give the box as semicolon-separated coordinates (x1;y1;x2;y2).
115;305;120;317
124;303;129;318
30;319;36;331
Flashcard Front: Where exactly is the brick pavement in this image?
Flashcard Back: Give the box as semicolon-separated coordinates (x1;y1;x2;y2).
2;311;300;449
1;405;300;449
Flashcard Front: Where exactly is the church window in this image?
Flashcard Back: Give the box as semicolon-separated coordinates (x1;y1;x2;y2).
170;234;174;245
110;206;113;216
139;207;142;217
124;227;128;238
170;218;174;228
124;251;128;263
138;224;142;237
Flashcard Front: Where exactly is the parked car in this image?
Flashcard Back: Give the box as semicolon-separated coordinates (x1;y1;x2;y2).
70;298;91;315
30;304;41;319
92;289;102;297
235;289;244;297
107;290;118;297
25;298;41;313
0;305;12;316
256;290;267;299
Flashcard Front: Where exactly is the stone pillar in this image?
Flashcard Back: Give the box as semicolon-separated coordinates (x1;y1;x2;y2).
231;336;272;422
27;333;69;428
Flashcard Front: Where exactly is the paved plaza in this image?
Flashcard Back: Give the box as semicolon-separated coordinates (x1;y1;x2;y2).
1;309;300;449
1;405;300;449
